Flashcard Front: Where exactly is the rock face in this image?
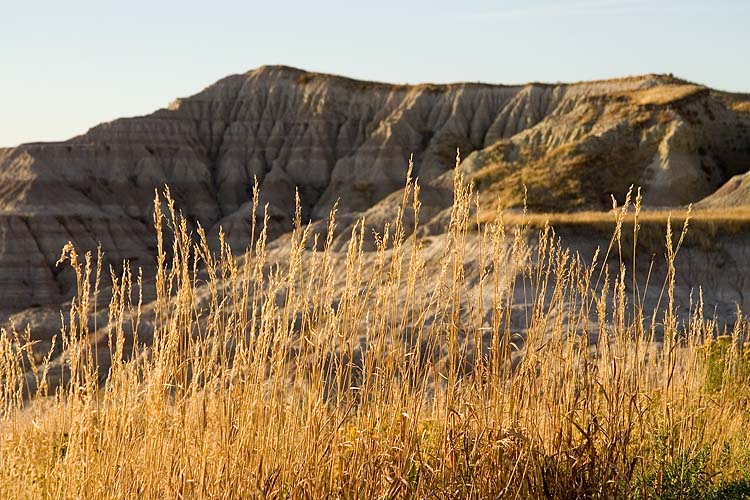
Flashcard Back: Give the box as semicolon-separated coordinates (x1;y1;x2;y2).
1;65;750;318
466;83;750;210
698;171;750;208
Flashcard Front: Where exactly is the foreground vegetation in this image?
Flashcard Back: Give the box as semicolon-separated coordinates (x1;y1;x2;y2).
2;163;750;498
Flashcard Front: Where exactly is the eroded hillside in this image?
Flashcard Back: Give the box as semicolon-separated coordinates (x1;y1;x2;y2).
1;65;749;318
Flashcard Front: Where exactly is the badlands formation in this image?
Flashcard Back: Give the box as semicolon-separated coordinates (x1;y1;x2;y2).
1;65;750;354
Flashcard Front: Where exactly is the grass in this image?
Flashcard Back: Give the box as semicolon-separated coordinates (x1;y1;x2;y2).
470;105;656;212
730;101;750;114
625;84;707;106
481;206;750;226
2;162;750;498
479;204;750;258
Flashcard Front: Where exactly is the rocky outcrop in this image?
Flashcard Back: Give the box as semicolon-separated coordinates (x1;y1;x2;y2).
467;83;750;210
696;171;750;208
1;66;749;318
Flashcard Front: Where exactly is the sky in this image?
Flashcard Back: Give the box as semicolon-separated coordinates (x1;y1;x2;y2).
1;0;749;147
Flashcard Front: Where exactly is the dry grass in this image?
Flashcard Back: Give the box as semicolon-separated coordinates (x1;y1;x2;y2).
469;96;661;214
732;101;750;114
481;206;750;227
625;84;706;106
472;137;651;212
481;205;750;255
2;165;750;498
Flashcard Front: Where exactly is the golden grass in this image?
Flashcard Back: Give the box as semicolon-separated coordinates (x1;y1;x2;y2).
480;204;750;259
2;165;750;498
471;108;656;213
732;101;750;114
625;84;706;106
481;205;750;227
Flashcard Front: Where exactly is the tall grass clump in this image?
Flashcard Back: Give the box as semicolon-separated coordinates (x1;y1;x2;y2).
1;156;750;498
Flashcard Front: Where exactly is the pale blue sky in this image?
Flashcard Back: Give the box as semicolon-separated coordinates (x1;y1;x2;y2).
1;0;748;147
